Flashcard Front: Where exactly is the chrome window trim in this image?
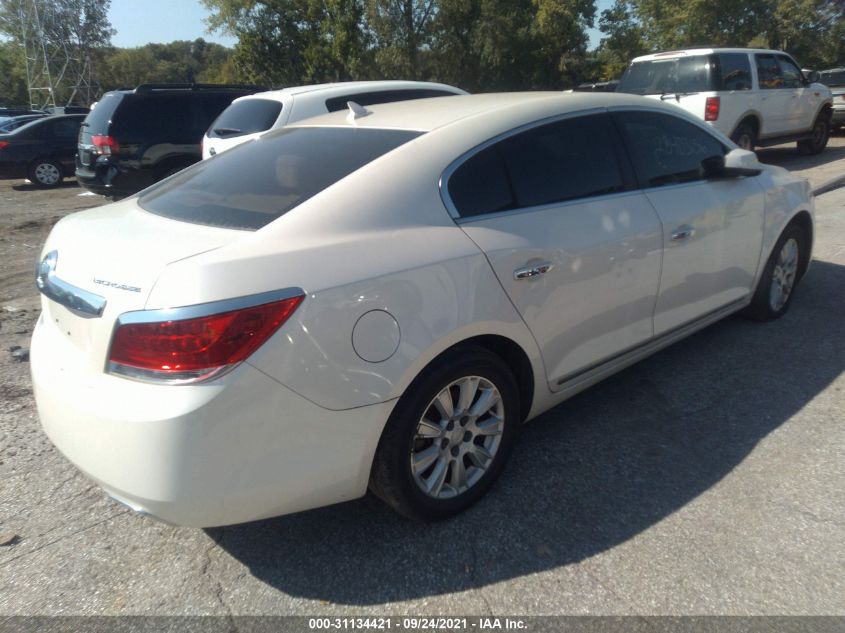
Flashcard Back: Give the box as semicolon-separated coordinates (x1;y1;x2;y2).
438;107;608;221
35;250;107;318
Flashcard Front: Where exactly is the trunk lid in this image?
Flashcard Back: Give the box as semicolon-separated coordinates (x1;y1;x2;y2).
37;199;247;374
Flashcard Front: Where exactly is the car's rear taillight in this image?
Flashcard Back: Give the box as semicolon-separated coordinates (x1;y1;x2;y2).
705;97;720;121
0;141;9;150
108;294;304;383
91;134;120;156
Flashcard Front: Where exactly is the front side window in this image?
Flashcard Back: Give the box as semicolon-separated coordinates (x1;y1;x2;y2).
717;53;752;90
448;114;626;218
139;127;422;230
777;56;803;89
613;110;726;188
756;54;784;89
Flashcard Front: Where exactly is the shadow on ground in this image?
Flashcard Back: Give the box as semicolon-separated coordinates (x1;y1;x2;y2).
12;180;79;192
757;141;845;172
212;260;845;605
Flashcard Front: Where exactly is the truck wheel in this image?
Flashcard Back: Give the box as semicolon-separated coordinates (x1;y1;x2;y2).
797;116;830;155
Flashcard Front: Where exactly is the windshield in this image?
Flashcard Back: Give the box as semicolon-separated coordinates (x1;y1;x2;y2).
207;98;284;138
618;55;715;95
139;126;422;230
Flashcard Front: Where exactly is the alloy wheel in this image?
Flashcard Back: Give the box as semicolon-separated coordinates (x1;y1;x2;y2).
769;237;799;312
410;375;504;499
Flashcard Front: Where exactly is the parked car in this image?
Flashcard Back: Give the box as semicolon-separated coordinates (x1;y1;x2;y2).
0;107;46;119
202;80;467;158
0;113;48;133
32;93;814;527
75;83;263;197
818;68;845;130
616;48;833;153
0;114;85;187
44;105;90;115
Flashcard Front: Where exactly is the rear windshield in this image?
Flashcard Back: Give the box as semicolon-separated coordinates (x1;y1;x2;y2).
139;126;422;230
820;70;845;86
207;98;284;138
617;55;715;95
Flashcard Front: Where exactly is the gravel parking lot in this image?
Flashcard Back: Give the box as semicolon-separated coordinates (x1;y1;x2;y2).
1;137;844;616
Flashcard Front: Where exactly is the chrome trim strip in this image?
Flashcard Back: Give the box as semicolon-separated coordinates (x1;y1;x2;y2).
114;287;306;326
438;107;608;221
554;298;748;390
35;250;107;318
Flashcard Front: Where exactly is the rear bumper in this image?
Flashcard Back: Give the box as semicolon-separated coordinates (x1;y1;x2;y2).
75;159;155;197
831;107;845;126
31;311;393;527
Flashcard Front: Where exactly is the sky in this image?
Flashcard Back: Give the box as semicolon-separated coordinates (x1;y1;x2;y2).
108;0;613;50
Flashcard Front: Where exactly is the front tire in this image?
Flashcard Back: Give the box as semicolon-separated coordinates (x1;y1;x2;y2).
743;225;806;321
370;346;520;521
797;115;830;155
28;158;63;188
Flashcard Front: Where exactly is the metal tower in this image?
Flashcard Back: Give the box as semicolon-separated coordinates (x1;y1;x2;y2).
16;0;100;109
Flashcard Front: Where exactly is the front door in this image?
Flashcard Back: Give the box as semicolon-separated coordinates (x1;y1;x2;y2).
612;109;766;336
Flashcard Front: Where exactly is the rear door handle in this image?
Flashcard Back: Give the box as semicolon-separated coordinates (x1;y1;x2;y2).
514;261;554;280
671;225;695;241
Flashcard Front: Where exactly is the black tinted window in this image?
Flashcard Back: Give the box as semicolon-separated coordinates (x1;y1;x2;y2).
208;98;283;137
819;70;845;86
449;114;625;218
614;111;726;188
325;89;457;112
618;56;714;95
777;56;803;88
717;53;752;90
50;117;82;138
83;92;123;134
756;55;783;89
139;127;421;230
112;95;194;141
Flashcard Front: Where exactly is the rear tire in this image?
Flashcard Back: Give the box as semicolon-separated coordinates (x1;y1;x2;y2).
797;115;830;155
28;158;63;188
370;346;520;521
731;123;757;151
743;225;806;321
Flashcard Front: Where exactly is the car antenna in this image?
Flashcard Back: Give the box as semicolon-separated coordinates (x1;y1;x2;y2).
346;101;371;124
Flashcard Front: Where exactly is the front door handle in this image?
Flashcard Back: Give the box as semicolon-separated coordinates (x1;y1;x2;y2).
671;225;695;241
514;261;554;280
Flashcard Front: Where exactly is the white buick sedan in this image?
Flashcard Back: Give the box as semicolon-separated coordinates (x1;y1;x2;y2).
31;93;813;526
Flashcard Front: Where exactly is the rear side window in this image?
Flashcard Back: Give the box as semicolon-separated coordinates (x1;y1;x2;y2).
207;99;283;138
139;127;422;230
82;92;123;133
617;56;714;95
756;55;783;89
448;114;626;218
112;95;194;142
325;89;457;112
716;53;752;90
614;110;726;188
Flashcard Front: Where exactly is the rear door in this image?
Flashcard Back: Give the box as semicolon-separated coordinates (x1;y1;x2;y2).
448;112;664;388
612;109;765;335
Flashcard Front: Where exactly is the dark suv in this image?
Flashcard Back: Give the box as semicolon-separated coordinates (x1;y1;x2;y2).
76;84;262;197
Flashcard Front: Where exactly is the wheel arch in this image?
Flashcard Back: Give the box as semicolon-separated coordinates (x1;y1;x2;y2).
787;209;813;278
729;112;761;140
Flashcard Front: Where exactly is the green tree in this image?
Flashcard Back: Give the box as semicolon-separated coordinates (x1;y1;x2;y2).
0;42;29;106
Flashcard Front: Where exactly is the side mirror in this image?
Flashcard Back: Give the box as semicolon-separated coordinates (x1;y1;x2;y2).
702;149;762;179
805;70;820;84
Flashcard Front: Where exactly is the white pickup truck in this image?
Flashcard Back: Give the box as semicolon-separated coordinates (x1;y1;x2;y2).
617;47;833;154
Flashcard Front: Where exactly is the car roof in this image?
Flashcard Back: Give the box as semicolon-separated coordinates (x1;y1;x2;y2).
231;80;468;105
632;48;793;62
291;91;678;133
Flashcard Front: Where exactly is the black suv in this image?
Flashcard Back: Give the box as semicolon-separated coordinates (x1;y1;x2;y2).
76;84;262;197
